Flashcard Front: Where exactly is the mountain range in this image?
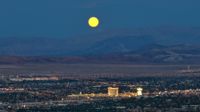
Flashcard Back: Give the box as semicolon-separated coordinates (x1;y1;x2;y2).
1;27;200;64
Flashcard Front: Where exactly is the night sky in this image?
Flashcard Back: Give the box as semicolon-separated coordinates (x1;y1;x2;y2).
0;0;200;38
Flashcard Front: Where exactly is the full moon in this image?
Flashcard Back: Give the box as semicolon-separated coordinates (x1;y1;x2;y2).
88;17;99;28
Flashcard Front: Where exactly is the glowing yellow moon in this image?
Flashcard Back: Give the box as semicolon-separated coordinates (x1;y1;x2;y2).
88;17;99;28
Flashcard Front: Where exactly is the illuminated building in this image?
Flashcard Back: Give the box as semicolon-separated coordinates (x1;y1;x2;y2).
108;87;119;97
137;87;143;96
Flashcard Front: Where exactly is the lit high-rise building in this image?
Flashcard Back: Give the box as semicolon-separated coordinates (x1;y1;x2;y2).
108;87;119;97
137;87;143;96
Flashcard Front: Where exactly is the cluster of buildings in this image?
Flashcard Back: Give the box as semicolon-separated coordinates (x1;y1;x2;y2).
69;87;143;98
10;76;59;82
107;87;143;97
0;87;25;93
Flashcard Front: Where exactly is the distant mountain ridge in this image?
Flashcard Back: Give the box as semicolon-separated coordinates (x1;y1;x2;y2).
1;27;200;64
0;44;200;64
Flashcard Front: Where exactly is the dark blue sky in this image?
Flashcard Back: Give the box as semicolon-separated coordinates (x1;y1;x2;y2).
0;0;200;38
